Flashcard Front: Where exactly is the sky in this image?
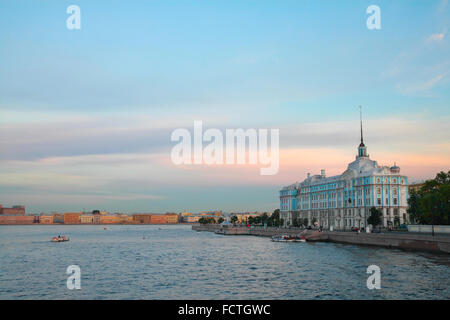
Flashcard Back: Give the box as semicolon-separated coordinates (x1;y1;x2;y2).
0;0;449;213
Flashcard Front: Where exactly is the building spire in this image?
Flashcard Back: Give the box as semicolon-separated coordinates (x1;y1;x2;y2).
357;105;368;158
360;105;364;145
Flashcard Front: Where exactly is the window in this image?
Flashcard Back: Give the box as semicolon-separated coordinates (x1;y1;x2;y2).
393;198;398;205
393;188;398;196
377;187;381;194
377;198;381;205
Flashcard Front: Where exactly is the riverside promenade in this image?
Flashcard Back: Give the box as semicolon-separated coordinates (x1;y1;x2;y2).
192;224;450;254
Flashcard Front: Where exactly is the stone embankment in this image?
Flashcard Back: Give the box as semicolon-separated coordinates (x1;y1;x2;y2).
192;224;450;254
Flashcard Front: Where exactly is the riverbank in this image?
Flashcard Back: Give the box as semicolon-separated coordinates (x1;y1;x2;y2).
192;224;450;254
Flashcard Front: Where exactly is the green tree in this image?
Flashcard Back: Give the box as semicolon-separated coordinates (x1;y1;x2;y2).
268;209;281;227
217;217;224;224
407;171;450;225
367;207;382;229
407;189;421;223
230;215;238;224
261;213;269;225
303;218;308;227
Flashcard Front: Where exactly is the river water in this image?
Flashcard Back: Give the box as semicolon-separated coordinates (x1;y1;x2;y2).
0;224;448;299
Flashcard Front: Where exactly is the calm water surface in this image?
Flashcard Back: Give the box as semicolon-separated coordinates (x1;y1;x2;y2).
0;225;448;299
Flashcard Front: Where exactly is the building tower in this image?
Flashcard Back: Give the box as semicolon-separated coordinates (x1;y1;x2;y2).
357;106;369;158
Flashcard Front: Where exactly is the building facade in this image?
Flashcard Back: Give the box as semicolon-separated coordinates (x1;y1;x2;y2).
40;215;54;224
0;205;25;215
280;119;409;230
165;213;179;224
150;214;168;224
63;212;82;224
80;215;94;224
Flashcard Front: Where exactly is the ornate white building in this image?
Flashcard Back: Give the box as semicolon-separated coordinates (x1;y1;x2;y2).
280;116;409;230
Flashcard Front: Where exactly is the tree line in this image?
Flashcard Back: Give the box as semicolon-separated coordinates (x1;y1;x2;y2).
407;171;450;225
198;209;285;227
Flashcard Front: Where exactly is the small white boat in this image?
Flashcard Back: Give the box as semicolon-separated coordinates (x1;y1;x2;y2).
51;236;69;242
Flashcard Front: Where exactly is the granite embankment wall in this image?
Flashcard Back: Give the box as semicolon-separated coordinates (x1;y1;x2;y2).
192;224;450;254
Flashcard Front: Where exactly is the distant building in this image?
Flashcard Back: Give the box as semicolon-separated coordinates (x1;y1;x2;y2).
0;205;25;215
408;182;425;193
150;215;168;224
64;212;83;224
185;216;200;223
53;214;64;224
40;215;54;224
80;215;94;224
0;215;34;224
99;215;120;224
133;214;152;224
165;213;179;224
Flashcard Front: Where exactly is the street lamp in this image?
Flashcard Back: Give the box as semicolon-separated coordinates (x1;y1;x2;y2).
432;205;435;237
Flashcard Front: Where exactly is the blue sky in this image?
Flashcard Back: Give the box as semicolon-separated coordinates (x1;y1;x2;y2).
0;0;449;213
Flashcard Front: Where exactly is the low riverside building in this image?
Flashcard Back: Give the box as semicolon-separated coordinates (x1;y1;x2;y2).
63;212;83;224
165;213;179;224
150;214;167;224
40;215;54;224
93;213;101;224
0;204;25;215
133;214;152;224
118;214;133;224
280;116;409;230
0;215;34;224
80;214;94;224
185;216;200;223
53;214;64;224
99;215;120;224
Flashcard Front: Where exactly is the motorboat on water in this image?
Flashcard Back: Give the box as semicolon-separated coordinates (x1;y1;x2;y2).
271;235;306;243
51;235;69;242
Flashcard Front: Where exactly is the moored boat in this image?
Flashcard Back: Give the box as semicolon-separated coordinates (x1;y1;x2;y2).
271;235;305;242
